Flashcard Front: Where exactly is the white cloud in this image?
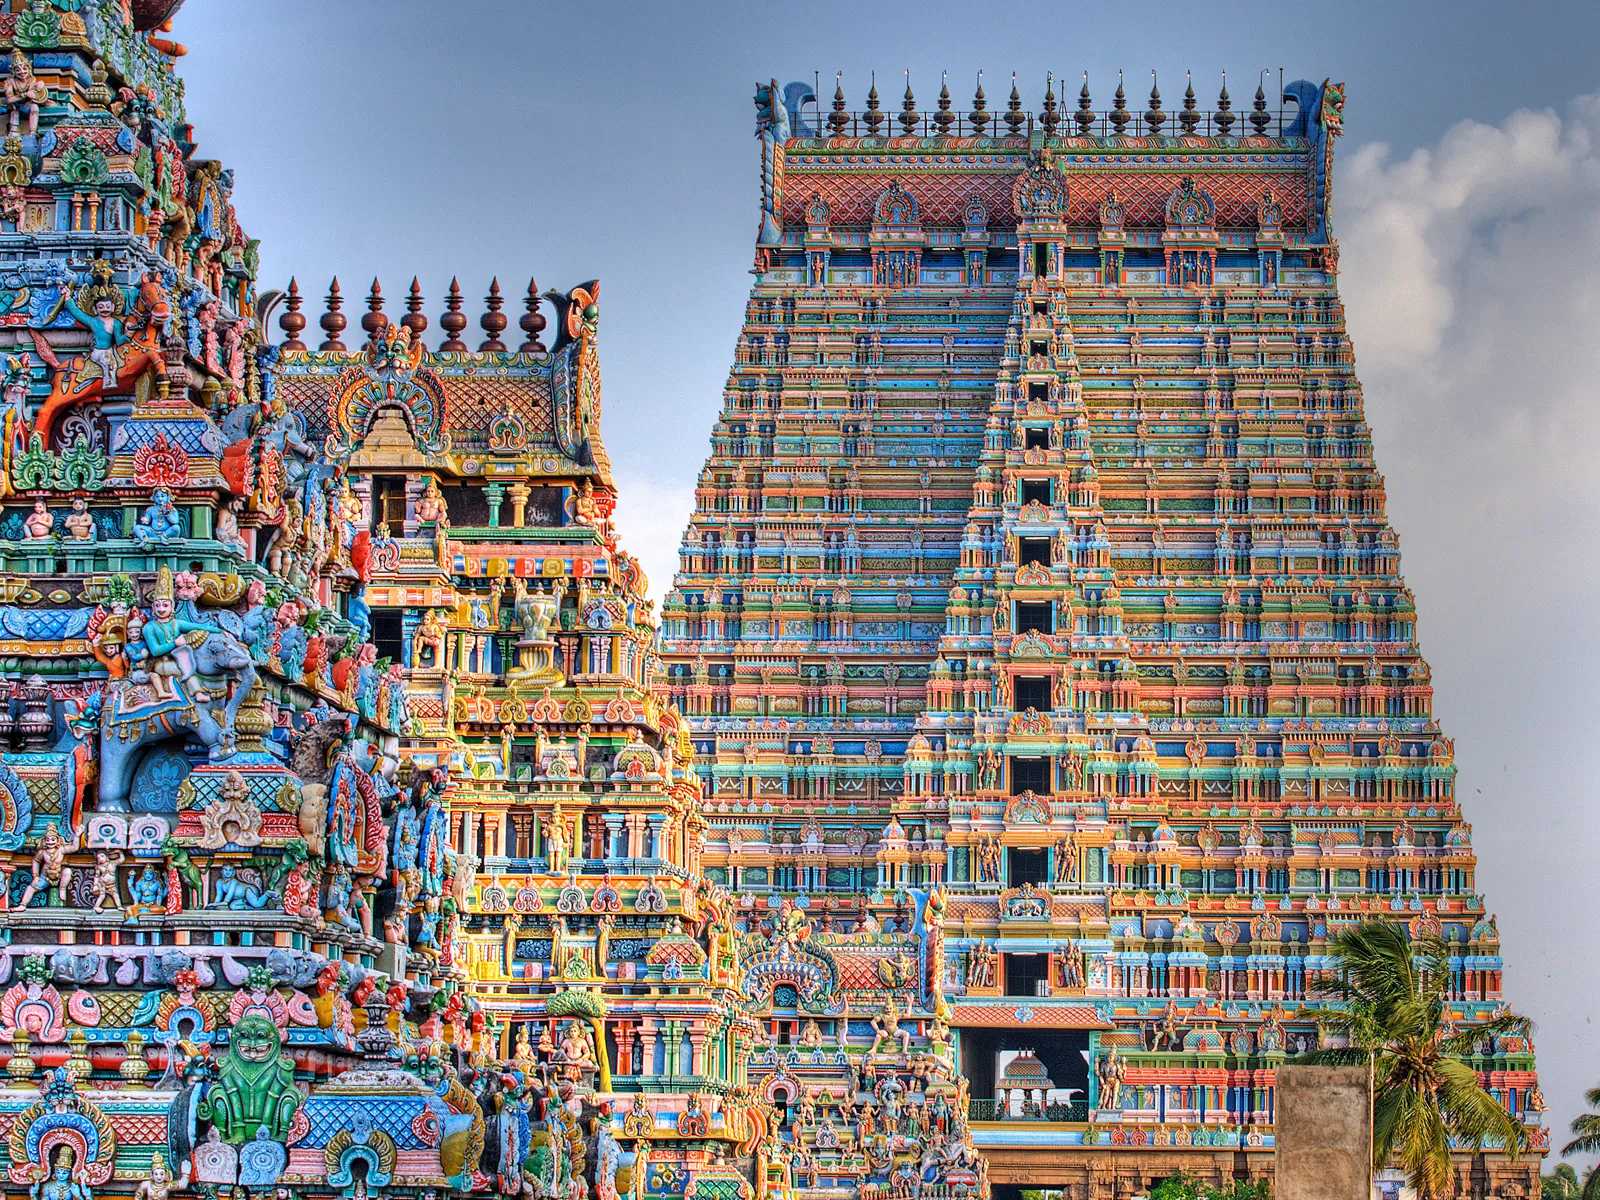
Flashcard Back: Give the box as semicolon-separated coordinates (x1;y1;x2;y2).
1338;93;1600;1160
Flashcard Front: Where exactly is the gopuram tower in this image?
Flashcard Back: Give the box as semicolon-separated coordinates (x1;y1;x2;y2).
0;7;753;1200
662;74;1544;1198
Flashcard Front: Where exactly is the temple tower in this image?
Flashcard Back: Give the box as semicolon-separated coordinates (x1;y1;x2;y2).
664;74;1544;1199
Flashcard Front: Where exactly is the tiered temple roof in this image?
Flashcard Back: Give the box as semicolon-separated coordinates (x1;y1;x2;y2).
659;71;1544;1199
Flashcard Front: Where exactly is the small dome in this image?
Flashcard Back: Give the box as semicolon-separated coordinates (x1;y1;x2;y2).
1000;1051;1054;1089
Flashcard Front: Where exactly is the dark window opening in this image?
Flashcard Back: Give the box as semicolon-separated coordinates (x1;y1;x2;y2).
1010;757;1050;794
443;484;491;528
1027;382;1049;402
372;476;407;532
1016;603;1053;634
959;1027;1090;1105
1014;675;1051;712
1004;952;1050;996
1024;427;1049;450
1020;480;1051;506
1033;243;1048;277
1019;537;1052;566
1008;847;1048;887
371;610;404;664
523;486;565;528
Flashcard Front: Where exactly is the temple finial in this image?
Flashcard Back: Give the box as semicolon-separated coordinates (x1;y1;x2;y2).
1180;70;1200;135
1076;72;1094;135
1004;72;1024;135
439;277;468;351
934;71;954;135
1145;70;1164;134
1216;71;1235;135
1251;70;1272;134
1110;70;1129;134
318;277;346;352
828;72;849;134
402;277;428;342
479;278;508;352
361;277;386;344
969;70;989;136
280;276;306;350
899;69;918;135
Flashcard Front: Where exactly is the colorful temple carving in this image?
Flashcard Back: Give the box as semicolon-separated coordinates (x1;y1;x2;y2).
659;74;1545;1198
0;7;1546;1200
0;5;761;1200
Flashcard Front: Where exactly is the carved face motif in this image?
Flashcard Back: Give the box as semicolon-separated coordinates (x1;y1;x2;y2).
232;1014;281;1064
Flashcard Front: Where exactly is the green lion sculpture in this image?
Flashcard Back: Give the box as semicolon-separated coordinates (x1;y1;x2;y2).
198;1013;301;1144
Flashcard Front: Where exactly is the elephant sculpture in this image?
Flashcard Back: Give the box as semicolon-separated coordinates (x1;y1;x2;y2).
97;628;259;812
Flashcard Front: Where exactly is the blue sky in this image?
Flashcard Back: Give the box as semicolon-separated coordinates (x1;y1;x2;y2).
173;0;1600;1157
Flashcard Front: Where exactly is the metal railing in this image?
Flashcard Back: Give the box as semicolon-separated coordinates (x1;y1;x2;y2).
968;1098;1091;1122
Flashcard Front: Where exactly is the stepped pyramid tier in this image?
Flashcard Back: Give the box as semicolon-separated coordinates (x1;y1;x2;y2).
661;74;1544;1198
0;7;748;1200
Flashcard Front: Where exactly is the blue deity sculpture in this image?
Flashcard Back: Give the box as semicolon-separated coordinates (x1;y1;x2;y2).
29;1148;88;1200
133;487;183;546
210;865;277;911
325;868;364;934
128;866;165;914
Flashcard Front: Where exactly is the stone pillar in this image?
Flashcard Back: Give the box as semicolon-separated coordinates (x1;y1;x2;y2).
507;482;530;527
483;482;505;527
1274;1065;1372;1200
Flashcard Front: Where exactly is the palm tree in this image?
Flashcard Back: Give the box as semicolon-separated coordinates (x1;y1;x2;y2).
1561;1086;1600;1200
1295;919;1529;1200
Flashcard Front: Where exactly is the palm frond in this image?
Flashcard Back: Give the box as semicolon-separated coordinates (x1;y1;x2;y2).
1439;1009;1534;1059
1436;1058;1523;1159
1292;1047;1371;1068
1581;1165;1600;1200
1561;1112;1600;1157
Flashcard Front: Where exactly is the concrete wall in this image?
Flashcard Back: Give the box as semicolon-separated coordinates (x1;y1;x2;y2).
1275;1064;1374;1200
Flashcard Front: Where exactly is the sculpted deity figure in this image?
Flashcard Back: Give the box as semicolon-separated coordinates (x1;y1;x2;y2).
976;836;1002;883
412;608;447;669
415;476;447;525
88;850;123;913
133;487;183;547
127;566;214;702
31;1148;87;1200
197;1013;301;1143
135;1157;174;1200
559;1019;597;1080
127;865;166;918
64;495;94;541
210;865;277;911
1052;833;1078;884
61;266;128;385
23;498;52;539
1096;1046;1126;1110
19;821;81;906
869;996;913;1059
2;353;29;474
215;498;246;555
4;52;47;137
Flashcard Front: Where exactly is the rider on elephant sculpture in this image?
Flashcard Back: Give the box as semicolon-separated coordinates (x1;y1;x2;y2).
196;1013;300;1144
127;565;217;702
